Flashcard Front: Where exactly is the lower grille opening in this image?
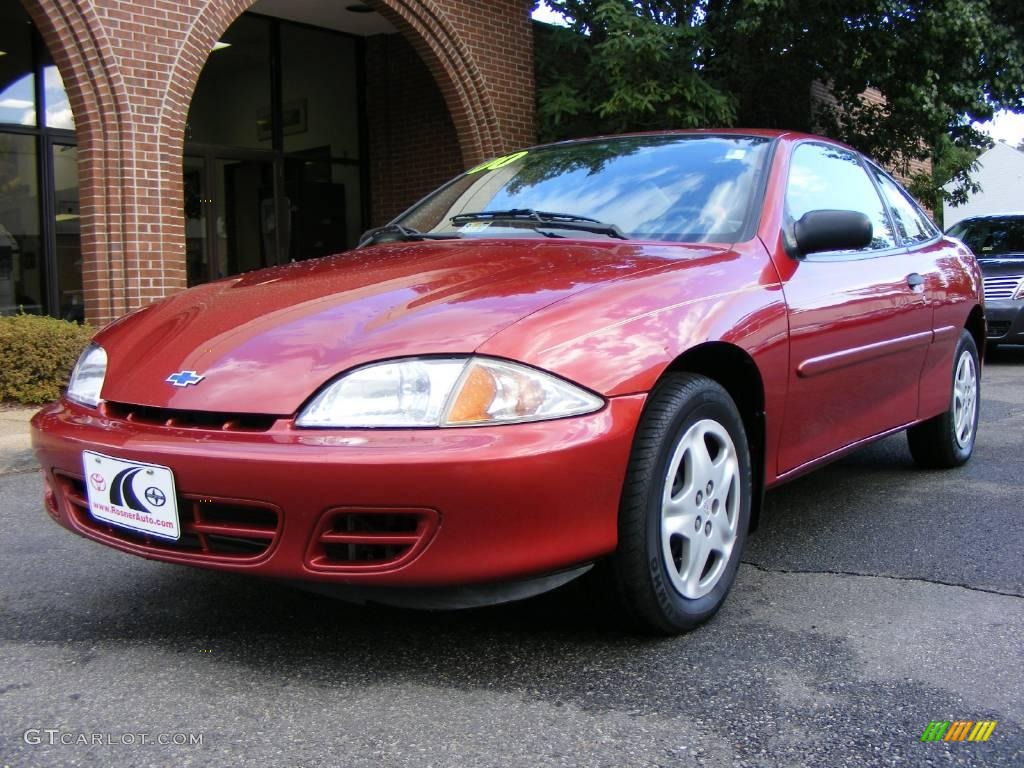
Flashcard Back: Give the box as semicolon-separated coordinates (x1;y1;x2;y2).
100;402;277;432
987;321;1012;338
44;478;59;520
307;508;439;571
57;473;280;560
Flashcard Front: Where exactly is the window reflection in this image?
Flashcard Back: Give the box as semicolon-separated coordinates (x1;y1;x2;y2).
0;73;35;126
401;136;772;243
786;143;896;252
1;0;77;319
43;65;74;130
187;15;271;150
53;143;82;320
0;133;43;314
873;170;936;244
0;0;35;126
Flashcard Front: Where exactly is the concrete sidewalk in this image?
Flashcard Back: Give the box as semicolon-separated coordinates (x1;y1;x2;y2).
0;406;39;474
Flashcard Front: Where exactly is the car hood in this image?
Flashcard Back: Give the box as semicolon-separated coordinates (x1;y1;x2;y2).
978;257;1024;278
97;239;702;414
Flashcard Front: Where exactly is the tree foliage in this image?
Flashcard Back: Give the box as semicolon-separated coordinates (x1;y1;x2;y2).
535;0;1024;206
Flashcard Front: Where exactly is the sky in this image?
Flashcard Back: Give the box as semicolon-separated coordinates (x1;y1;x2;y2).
977;111;1024;147
530;4;1024;148
532;3;564;25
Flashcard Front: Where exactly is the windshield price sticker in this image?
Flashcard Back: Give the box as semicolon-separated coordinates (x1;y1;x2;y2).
466;151;529;174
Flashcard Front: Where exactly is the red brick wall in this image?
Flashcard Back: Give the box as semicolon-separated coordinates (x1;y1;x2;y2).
366;34;462;226
371;0;536;168
18;0;536;326
810;81;933;186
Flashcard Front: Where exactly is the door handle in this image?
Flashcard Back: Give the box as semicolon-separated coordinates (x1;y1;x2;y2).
906;273;925;292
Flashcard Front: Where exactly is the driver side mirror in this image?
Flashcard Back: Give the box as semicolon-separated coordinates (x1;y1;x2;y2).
793;209;873;256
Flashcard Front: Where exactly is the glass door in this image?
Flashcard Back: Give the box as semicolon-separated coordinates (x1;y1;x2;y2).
214;155;279;277
183;155;212;286
0;133;43;315
50;141;81;321
283;156;349;263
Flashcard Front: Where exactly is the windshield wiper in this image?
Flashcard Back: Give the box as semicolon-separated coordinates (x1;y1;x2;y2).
450;209;629;240
358;223;463;248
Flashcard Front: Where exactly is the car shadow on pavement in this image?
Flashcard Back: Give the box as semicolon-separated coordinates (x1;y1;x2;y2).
986;343;1024;364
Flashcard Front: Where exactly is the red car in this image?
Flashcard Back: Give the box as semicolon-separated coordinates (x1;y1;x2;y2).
32;130;984;634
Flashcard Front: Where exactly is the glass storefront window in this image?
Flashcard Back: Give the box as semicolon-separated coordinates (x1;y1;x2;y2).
0;0;36;126
187;15;272;150
330;163;366;250
185;13;369;284
41;46;75;130
281;25;360;160
52;143;81;320
2;0;78;319
0;133;43;314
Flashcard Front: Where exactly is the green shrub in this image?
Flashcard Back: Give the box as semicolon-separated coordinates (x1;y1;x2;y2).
0;313;94;405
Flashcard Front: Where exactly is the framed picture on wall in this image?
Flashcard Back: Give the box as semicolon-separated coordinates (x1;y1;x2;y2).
256;99;308;141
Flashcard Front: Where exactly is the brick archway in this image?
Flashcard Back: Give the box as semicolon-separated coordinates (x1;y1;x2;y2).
19;1;145;324
17;0;534;325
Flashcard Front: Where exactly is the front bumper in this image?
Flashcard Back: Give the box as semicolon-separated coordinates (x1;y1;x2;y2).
985;299;1024;343
31;397;644;588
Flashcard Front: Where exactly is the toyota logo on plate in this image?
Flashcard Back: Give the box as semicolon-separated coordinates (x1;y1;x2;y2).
89;473;106;492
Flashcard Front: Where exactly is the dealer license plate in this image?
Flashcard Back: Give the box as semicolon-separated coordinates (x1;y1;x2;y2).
81;451;180;540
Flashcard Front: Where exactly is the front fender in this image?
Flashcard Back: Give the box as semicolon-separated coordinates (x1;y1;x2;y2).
478;239;789;398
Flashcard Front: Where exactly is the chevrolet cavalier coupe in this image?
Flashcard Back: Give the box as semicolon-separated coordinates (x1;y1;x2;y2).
32;130;984;634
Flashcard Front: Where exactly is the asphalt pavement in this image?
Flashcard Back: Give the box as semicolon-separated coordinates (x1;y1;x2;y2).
1;348;1022;768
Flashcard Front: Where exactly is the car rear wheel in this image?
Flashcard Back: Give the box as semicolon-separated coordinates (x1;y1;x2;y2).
610;373;751;634
907;330;980;468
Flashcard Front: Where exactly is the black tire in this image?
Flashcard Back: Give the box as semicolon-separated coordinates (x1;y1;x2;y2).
610;373;752;635
907;330;980;468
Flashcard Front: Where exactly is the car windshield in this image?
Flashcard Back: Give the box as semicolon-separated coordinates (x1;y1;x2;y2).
395;135;773;243
947;216;1024;258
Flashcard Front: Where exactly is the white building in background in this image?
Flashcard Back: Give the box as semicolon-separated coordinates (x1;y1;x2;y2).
944;142;1024;229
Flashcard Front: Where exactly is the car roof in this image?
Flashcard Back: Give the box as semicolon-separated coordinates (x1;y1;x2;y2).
527;128;856;153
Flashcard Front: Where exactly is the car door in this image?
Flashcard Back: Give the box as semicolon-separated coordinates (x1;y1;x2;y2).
771;142;934;475
869;165;975;420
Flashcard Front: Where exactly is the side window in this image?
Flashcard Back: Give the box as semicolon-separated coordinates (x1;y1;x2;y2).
786;143;896;253
872;170;938;245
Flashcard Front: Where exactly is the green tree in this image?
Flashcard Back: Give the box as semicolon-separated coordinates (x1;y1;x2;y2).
535;0;1024;205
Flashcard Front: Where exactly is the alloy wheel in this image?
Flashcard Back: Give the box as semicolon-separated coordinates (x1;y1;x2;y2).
953;350;978;449
660;419;741;599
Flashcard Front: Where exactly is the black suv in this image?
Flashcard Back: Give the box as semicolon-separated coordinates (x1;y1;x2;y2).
947;214;1024;348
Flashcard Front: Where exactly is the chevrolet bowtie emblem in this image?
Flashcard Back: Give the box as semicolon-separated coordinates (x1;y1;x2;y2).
166;370;205;387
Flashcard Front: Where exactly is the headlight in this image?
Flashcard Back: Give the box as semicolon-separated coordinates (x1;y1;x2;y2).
1015;280;1024;300
66;343;107;408
295;356;604;428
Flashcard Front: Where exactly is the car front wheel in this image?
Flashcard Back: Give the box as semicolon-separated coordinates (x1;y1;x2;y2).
611;373;752;634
